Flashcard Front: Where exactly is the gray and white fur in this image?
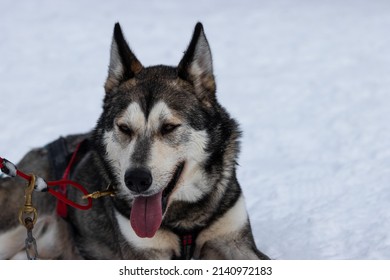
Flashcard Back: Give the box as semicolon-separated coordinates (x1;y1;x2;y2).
0;23;269;260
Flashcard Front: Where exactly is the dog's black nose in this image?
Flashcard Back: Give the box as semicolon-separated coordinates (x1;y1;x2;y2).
125;168;153;193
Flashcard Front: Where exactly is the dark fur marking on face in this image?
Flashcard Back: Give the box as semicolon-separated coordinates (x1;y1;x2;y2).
131;135;151;166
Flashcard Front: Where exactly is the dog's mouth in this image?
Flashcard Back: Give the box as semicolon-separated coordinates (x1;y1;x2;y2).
162;162;185;213
130;162;185;238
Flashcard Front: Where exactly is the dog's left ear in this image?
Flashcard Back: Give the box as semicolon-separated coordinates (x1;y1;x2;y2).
178;23;216;105
105;23;143;93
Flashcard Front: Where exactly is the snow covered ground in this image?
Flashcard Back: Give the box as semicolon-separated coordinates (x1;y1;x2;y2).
1;0;390;259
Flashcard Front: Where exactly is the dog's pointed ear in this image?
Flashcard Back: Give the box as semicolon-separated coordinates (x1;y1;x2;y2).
105;23;143;93
178;23;216;105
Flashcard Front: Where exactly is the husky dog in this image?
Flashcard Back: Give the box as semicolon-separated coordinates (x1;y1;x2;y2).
0;23;269;260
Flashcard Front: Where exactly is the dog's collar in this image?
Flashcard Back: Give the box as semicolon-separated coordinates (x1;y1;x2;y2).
171;229;200;260
180;233;196;260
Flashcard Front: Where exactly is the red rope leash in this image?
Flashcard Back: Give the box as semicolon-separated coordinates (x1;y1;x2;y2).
0;154;92;211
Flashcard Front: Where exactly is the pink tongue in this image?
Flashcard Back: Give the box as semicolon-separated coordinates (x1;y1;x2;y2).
130;191;163;238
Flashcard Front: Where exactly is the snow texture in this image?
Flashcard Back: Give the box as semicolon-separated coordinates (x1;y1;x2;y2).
1;0;390;259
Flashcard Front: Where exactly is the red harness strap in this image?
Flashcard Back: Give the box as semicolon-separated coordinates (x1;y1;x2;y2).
181;234;194;259
0;147;92;213
55;141;82;217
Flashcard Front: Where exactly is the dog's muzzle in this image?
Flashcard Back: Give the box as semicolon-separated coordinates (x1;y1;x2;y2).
124;167;152;194
127;162;185;238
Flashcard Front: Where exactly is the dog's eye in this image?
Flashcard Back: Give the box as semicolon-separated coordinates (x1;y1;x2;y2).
161;123;180;135
117;124;133;136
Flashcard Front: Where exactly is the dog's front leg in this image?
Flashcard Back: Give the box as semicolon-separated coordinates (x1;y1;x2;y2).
193;195;270;260
194;224;269;260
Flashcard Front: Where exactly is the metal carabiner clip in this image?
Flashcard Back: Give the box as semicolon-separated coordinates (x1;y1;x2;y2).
18;174;38;227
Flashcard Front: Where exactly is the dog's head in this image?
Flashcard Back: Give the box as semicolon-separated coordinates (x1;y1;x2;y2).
94;23;239;238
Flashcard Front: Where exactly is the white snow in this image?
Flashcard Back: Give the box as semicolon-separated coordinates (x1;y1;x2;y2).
1;0;390;259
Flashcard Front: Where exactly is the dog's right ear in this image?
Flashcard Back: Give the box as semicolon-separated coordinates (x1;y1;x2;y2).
105;23;143;93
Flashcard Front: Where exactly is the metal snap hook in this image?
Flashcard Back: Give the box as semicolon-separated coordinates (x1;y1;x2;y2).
18;174;38;227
